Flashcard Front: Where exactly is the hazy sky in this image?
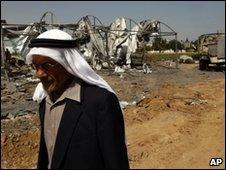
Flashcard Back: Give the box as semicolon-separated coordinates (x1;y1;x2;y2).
1;1;225;41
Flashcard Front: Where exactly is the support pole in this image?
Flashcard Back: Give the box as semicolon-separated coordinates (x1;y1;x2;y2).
105;30;111;75
175;33;178;69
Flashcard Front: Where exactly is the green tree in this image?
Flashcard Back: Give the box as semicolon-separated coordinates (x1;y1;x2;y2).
168;39;184;51
152;37;168;52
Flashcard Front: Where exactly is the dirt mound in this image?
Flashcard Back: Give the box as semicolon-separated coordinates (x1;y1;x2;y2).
1;115;40;169
124;82;210;126
125;78;224;168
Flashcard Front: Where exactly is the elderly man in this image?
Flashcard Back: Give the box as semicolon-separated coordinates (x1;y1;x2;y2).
26;29;129;169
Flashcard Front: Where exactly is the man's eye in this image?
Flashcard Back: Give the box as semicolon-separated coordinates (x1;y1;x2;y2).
43;63;54;67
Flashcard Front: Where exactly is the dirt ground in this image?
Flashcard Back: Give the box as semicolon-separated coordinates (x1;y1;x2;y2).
1;62;225;169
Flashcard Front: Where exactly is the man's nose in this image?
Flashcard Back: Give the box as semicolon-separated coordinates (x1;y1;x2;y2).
35;67;47;78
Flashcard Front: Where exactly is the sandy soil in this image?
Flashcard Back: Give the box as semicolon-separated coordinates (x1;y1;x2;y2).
1;62;225;169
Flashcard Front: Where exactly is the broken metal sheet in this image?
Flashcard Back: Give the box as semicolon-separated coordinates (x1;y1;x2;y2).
108;18;140;67
14;25;40;60
108;17;128;57
3;25;40;60
114;66;125;73
2;26;29;39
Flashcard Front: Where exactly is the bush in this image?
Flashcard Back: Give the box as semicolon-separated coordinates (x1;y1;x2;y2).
186;48;195;52
146;52;200;62
191;53;203;60
145;45;152;51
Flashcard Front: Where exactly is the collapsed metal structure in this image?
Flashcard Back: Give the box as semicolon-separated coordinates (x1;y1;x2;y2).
1;12;178;72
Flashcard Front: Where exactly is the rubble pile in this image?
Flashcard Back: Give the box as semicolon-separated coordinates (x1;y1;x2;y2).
1;65;39;119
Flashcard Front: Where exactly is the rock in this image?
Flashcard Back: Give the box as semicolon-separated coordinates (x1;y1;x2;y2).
1;133;8;144
115;66;125;73
119;74;124;79
1;112;9;119
25;98;33;101
8;113;16;119
120;101;129;109
179;55;194;64
1;96;11;102
1;84;6;90
18;88;26;92
26;77;40;83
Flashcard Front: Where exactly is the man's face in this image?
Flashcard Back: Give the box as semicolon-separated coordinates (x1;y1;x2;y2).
32;55;73;94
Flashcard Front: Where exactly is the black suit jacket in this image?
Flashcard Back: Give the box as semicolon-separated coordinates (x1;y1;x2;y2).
37;82;130;169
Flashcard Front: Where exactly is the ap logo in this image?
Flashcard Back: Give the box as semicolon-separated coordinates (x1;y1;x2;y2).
209;158;223;166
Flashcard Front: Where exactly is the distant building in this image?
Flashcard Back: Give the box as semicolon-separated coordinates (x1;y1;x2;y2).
183;38;192;49
181;38;196;51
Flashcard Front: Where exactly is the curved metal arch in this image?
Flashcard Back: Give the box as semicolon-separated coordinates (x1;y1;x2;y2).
140;19;177;36
158;21;177;34
85;15;104;27
76;15;104;28
139;19;178;54
39;11;55;25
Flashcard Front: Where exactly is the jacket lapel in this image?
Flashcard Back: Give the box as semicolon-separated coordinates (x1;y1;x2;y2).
51;99;83;169
39;99;46;127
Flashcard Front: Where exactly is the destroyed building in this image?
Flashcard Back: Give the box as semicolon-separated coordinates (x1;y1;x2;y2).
1;12;178;73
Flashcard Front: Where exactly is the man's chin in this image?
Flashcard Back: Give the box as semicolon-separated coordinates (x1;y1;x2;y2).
43;85;56;94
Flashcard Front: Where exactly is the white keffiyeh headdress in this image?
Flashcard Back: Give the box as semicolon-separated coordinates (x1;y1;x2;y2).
26;29;115;103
